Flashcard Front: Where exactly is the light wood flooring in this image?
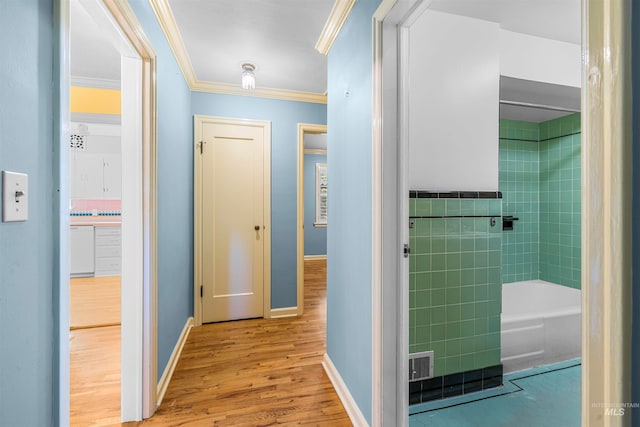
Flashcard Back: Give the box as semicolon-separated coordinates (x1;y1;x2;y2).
70;276;121;329
70;275;122;426
72;260;350;426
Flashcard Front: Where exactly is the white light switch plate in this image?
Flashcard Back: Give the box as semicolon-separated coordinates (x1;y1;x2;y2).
2;171;28;222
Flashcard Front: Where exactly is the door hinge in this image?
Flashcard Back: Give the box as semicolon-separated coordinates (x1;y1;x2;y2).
198;141;206;154
404;244;410;258
200;285;203;298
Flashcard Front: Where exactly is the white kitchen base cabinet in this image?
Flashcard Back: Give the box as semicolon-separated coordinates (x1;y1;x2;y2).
70;226;95;277
94;226;121;276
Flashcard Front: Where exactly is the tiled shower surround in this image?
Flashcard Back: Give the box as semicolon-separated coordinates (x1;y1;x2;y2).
409;195;502;378
499;114;581;289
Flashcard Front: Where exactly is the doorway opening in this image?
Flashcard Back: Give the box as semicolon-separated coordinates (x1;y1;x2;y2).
62;0;158;422
296;123;328;316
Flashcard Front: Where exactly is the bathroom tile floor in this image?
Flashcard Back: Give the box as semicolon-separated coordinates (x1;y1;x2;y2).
410;359;581;427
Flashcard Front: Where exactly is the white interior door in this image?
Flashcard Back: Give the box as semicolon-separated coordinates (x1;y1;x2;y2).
201;121;266;323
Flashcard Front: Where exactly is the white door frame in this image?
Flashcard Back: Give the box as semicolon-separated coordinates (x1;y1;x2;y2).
193;115;272;325
57;0;158;423
296;123;327;316
374;0;633;425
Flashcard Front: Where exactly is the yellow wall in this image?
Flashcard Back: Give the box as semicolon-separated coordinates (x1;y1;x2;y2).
70;86;121;115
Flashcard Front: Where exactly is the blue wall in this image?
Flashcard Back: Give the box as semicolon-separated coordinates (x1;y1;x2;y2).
129;0;194;380
326;0;381;422
304;153;327;256
192;92;326;309
0;0;55;424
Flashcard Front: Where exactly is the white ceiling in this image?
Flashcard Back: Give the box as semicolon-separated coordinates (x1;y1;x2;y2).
429;0;580;45
167;0;333;93
70;1;121;83
70;0;581;114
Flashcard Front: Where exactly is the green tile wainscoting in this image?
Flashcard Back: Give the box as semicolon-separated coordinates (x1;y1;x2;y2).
499;114;581;289
409;196;503;378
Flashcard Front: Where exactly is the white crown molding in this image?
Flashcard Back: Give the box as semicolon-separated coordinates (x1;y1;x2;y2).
148;0;197;87
303;149;328;155
70;76;120;89
148;0;327;104
315;0;357;55
191;80;327;104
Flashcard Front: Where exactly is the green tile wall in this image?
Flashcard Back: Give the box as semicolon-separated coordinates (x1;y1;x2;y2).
498;114;581;289
409;198;502;377
539;114;581;288
499;120;539;283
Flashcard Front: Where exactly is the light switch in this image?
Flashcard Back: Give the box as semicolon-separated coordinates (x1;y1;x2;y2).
2;171;28;222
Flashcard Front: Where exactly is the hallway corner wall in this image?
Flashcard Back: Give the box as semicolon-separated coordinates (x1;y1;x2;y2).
326;0;382;423
129;0;194;380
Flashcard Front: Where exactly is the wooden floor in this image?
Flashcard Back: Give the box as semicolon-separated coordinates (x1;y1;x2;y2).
70;276;122;426
70;276;121;329
72;260;350;426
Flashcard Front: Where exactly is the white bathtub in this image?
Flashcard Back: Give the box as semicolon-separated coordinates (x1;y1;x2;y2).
501;280;581;373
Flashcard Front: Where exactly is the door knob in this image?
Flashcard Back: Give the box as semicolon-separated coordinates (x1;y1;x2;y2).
254;225;260;231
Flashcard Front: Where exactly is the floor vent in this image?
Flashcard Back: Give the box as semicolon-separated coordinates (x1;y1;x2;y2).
409;351;434;382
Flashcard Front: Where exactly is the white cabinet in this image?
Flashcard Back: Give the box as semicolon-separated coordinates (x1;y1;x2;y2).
94;226;121;276
71;152;121;199
70;226;95;277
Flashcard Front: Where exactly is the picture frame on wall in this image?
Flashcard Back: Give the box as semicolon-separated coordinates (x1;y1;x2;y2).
315;163;327;227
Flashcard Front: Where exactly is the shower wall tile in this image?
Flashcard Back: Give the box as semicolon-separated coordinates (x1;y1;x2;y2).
499;114;581;289
539;114;581;289
499;120;540;283
409;198;502;377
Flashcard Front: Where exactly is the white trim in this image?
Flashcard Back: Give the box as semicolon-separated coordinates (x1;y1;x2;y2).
157;317;193;406
147;0;196;87
192;81;327;105
102;0;158;419
315;0;357;55
148;0;327;105
269;307;299;318
297;123;328;317
70;75;120;89
374;1;424;426
55;1;71;425
304;149;328;155
303;255;327;261
582;0;632;423
120;53;144;423
193;115;272;325
322;353;369;427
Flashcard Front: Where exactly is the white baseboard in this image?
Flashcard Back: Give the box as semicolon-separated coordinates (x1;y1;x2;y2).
157;317;194;406
322;353;369;427
269;306;298;318
304;254;327;261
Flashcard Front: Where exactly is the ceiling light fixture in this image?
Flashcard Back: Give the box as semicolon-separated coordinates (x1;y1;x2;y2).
241;63;256;90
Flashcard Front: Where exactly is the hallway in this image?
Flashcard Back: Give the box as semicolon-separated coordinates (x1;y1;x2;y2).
125;259;349;426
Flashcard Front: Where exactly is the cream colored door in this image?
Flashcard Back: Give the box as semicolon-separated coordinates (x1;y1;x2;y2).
201;120;266;323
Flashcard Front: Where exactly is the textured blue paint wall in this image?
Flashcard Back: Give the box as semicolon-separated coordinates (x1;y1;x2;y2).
304;153;327;256
129;0;194;379
326;0;381;422
0;0;55;424
192;92;326;309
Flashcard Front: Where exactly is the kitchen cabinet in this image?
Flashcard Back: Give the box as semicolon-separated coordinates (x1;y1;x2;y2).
70;225;95;277
94;225;121;276
71;152;121;199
